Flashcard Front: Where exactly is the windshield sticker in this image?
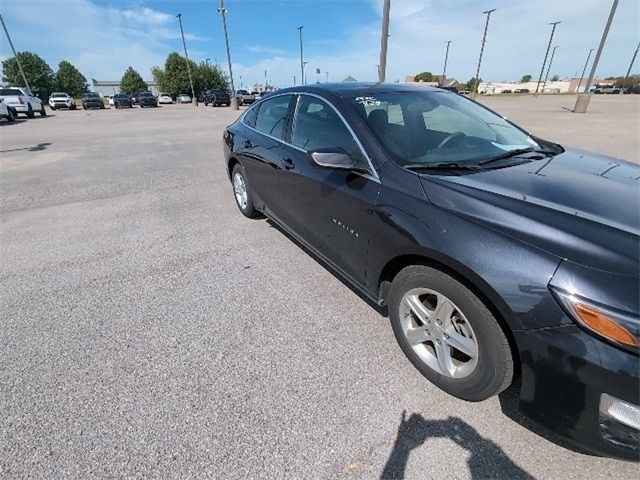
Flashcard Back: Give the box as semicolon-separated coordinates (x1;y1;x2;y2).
354;96;381;106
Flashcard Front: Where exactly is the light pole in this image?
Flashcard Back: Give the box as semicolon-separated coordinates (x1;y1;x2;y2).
303;62;308;85
535;21;561;95
576;48;594;93
378;0;391;82
473;9;496;97
541;45;558;93
297;26;304;86
264;70;267;90
176;13;198;105
239;75;242;89
0;14;30;91
622;41;640;90
442;40;451;85
293;75;296;86
574;0;619;113
217;0;238;110
326;71;329;83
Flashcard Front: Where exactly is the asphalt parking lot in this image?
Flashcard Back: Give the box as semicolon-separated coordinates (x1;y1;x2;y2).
1;97;639;479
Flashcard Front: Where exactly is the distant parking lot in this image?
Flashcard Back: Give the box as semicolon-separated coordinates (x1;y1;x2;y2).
1;98;638;479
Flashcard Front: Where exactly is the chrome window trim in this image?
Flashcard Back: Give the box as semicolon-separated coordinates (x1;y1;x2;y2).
240;91;380;181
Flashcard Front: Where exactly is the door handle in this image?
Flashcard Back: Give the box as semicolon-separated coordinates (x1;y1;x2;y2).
243;139;253;148
282;158;295;170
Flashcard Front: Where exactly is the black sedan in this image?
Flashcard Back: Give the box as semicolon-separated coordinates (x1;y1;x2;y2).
82;92;104;110
113;94;132;109
138;92;158;108
223;83;639;460
203;89;231;107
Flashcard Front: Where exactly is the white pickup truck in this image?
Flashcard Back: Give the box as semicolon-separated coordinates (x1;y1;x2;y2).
0;86;46;118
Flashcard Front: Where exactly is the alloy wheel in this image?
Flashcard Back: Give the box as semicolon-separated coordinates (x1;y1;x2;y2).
233;172;248;210
399;288;479;378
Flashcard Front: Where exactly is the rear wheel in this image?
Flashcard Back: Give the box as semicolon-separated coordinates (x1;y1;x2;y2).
27;105;34;118
40;104;47;116
231;163;259;218
6;108;14;122
388;265;513;401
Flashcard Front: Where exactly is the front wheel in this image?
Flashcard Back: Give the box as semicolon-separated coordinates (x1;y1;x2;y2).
27;105;35;118
231;164;260;218
388;266;513;401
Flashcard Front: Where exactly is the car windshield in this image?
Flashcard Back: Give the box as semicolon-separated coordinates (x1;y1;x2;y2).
350;90;541;166
85;93;99;98
114;94;127;99
51;93;67;98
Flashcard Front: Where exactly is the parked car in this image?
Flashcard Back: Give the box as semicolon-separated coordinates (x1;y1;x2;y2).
177;94;191;104
235;89;255;105
49;92;76;110
112;93;132;109
203;89;231;107
223;83;639;461
158;93;173;104
82;92;105;110
130;92;141;105
0;87;46;117
138;92;158;108
514;88;530;93
0;97;15;122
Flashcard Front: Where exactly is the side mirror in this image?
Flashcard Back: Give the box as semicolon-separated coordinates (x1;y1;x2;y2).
310;149;358;170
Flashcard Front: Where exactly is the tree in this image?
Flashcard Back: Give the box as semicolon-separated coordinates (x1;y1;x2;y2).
520;74;532;83
551;75;560;82
153;53;228;98
465;77;481;91
120;66;148;95
414;71;433;82
55;60;88;97
194;61;228;93
2;51;55;100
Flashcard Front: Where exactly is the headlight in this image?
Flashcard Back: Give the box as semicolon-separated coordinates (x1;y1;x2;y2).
551;288;639;354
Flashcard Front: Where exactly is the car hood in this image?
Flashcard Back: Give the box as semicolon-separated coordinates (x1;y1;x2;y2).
419;148;639;276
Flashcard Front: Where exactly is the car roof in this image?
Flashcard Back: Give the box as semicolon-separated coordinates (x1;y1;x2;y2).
274;82;442;98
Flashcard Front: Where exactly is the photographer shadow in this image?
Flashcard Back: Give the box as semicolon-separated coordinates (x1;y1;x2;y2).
381;412;535;480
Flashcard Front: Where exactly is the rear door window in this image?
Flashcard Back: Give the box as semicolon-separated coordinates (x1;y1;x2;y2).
253;95;292;140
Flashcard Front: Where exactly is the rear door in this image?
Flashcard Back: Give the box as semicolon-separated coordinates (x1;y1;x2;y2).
236;94;296;222
277;94;381;285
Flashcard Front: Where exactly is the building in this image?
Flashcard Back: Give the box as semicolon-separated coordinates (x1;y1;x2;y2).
91;79;158;97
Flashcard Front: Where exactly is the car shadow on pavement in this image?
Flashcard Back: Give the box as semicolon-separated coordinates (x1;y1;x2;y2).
380;411;536;480
0;142;52;153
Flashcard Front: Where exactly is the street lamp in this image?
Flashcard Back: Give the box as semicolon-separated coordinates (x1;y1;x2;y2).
378;0;391;82
176;14;198;106
303;62;308;85
576;48;594;93
442;40;452;85
535;21;561;95
541;45;558;93
574;0;619;112
217;0;238;110
622;42;640;91
297;26;304;86
473;9;496;97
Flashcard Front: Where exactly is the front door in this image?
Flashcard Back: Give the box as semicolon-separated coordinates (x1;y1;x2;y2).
279;94;380;285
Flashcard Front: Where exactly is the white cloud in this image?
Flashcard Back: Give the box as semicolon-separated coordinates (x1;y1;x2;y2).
246;45;288;55
0;0;203;81
232;0;639;88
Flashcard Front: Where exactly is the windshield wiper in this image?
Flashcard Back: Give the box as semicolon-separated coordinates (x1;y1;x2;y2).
479;147;555;166
404;162;481;171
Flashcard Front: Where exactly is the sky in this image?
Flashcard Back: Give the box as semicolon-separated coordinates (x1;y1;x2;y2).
1;0;638;89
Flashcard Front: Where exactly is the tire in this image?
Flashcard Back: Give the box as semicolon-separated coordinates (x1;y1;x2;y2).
388;265;513;401
231;163;260;218
140;104;144;108
40;104;47;116
100;103;105;109
27;104;34;118
7;108;14;122
83;105;87;110
71;104;76;110
51;105;56;111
